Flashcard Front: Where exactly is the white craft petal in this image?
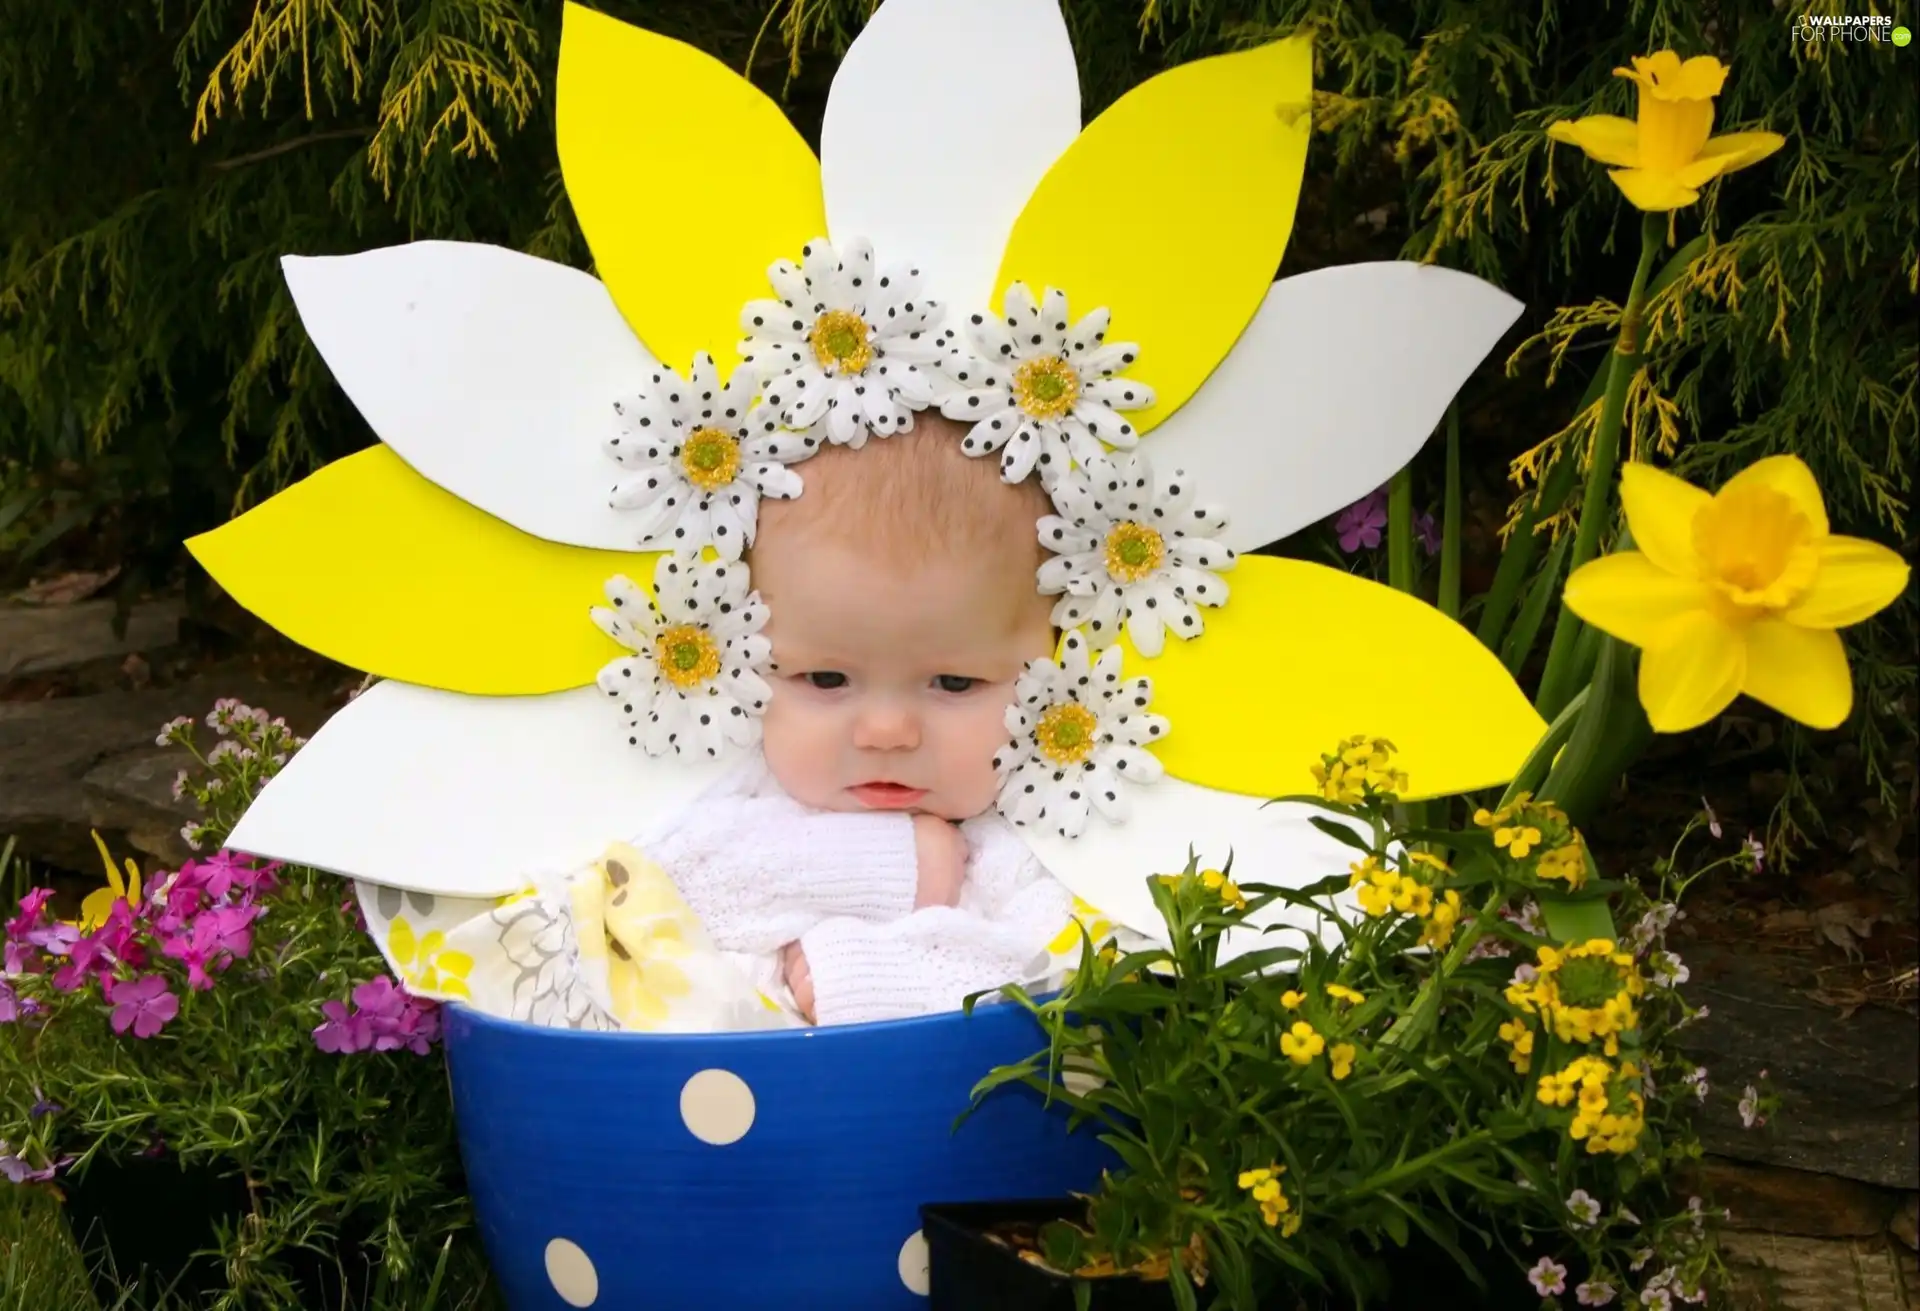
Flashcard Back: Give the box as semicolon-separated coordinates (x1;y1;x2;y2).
282;241;660;550
820;0;1080;315
1145;262;1524;552
225;681;735;898
1019;781;1365;962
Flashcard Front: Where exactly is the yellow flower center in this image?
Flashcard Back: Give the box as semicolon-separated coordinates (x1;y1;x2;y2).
1691;484;1820;612
1103;522;1165;583
653;625;721;691
808;309;874;375
1012;355;1082;421
680;427;741;493
1035;702;1099;767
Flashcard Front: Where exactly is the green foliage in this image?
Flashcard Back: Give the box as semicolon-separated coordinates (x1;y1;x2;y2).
0;702;486;1309
970;740;1732;1309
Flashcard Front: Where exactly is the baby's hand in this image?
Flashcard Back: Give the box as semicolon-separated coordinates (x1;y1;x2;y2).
782;941;815;1024
912;813;967;909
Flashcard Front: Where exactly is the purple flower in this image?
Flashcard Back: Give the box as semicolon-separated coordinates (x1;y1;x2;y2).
28;1094;60;1119
198;904;262;962
352;975;408;1020
1742;833;1765;872
1334;490;1388;552
4;937;38;976
0;983;18;1024
313;1000;372;1054
1528;1256;1567;1296
1415;510;1442;556
6;887;54;935
160;929;214;992
1576;1279;1617;1306
0;1142;69;1184
105;974;179;1039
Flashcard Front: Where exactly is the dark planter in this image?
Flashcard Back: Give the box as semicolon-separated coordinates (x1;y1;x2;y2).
923;1197;1561;1310
922;1198;1178;1311
62;1155;376;1308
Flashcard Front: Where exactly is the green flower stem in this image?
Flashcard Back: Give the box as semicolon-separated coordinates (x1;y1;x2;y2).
1334;1128;1498;1201
1439;406;1463;620
1388;463;1417;595
1377;887;1509;1052
1533;210;1667;719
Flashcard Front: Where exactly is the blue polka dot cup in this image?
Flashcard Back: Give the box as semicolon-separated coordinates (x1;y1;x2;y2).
444;1001;1112;1308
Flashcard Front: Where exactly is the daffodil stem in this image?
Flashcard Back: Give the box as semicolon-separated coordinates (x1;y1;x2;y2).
1388;463;1417;595
1534;211;1666;719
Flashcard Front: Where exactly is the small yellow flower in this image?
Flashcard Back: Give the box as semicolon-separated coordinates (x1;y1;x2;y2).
1280;989;1306;1010
1280;1020;1326;1065
1536;838;1590;888
1279;1212;1302;1237
1238;1165;1295;1228
1326;984;1365;1005
1546;52;1785;211
1407;851;1451;875
1498;1018;1535;1073
1329;1042;1356;1080
1564;457;1909;732
1419;890;1463;950
1494;825;1543;859
1200;868;1247;911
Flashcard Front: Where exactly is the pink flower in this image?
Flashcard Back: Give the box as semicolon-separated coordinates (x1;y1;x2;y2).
159;929;215;992
312;1000;371;1054
1565;1189;1601;1227
105;974;179;1038
6;887;54;936
1334;489;1389;552
1527;1256;1567;1297
1415;509;1442;556
198;904;262;961
1576;1279;1617;1306
0;982;19;1023
352;975;408;1020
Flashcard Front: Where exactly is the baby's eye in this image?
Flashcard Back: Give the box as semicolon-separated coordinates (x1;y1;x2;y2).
933;675;979;694
804;671;849;690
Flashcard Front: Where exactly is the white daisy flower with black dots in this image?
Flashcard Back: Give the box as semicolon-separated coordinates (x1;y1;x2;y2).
938;282;1154;489
589;553;772;759
738;236;941;448
994;630;1168;839
1038;452;1236;658
606;353;814;560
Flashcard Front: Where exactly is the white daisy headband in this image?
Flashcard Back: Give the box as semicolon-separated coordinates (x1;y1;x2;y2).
186;0;1546;940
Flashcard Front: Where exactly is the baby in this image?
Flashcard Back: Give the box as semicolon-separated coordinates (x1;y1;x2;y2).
642;414;1079;1026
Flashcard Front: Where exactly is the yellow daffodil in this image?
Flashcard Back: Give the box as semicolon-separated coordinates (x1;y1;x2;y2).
1564;457;1909;732
1547;52;1785;211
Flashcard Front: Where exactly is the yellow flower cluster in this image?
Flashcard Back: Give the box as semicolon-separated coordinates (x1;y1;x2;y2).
1154;867;1246;912
1536;1055;1647;1155
1505;939;1645;1056
1276;1009;1359;1081
1474;794;1589;890
1497;1017;1535;1073
1309;735;1407;805
1237;1165;1302;1234
1348;853;1465;949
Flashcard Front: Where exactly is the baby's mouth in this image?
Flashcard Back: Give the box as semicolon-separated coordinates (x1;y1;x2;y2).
848;781;928;810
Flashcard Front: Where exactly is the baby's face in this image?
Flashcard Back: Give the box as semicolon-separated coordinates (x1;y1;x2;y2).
754;537;1055;819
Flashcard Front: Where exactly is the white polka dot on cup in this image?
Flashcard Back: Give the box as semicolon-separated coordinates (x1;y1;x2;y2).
897;1229;930;1296
544;1237;598;1307
679;1067;756;1145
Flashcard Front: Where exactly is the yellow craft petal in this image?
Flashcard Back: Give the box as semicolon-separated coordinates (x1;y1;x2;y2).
186;445;650;695
1785;536;1911;629
1637;610;1745;732
556;2;825;373
1606;167;1701;213
1546;115;1641;167
1741;619;1852;729
1694;130;1785;173
1618;463;1710;577
1563;551;1714;648
1718;454;1829;536
994;36;1311;434
1126;557;1545;799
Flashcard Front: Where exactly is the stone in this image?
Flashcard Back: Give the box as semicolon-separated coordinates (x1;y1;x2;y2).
1718;1232;1918;1311
0;677;326;873
1891;1195;1918;1252
1687;1158;1899;1238
1676;946;1918;1190
0;597;185;678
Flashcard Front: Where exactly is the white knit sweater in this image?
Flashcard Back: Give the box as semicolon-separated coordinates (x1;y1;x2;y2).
641;760;1074;1026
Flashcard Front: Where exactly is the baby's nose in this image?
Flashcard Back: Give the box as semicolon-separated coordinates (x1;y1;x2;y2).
852;703;920;751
